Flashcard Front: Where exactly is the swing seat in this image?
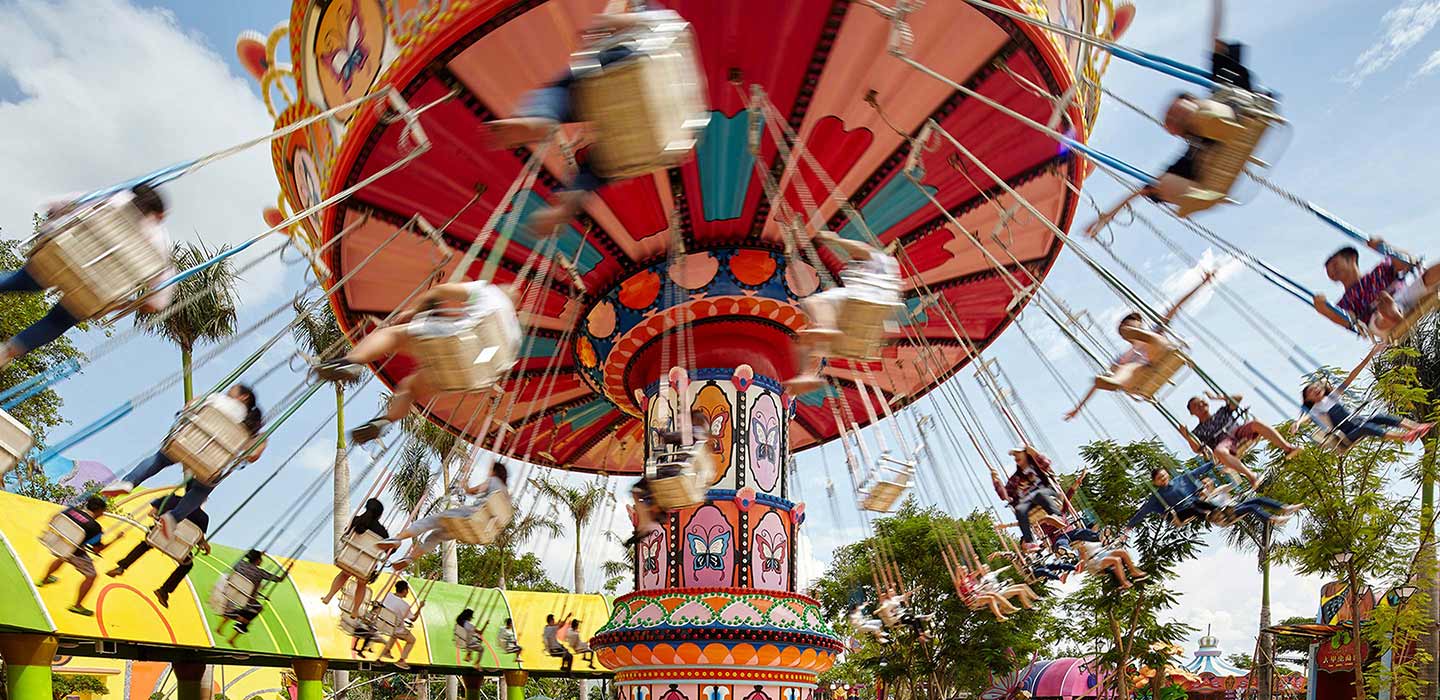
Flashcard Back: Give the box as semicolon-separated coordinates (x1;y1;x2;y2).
829;289;905;362
144;518;205;563
412;308;522;394
335;530;388;579
27;198;169;319
858;472;911;513
369;604;409;640
1108;346;1187;400
207;571;259;618
1380;286;1440;342
648;444;714;511
1177;90;1283;218
162;402;251;485
571;12;710;181
39;512;88;558
440;490;517;545
0;408;34;479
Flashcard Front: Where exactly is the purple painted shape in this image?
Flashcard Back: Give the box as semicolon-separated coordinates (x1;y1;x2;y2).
60;460;116;491
748;394;780;492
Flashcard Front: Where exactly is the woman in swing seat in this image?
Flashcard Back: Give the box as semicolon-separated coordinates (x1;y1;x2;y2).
0;184;175;369
101;384;266;534
484;0;669;237
1085;0;1271;231
321;498;389;618
1301;379;1431;446
376;460;510;570
1314;240;1440;337
316;280;521;444
1065;273;1214;420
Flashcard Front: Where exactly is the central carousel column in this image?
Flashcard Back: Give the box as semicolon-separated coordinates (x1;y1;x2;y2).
587;248;842;700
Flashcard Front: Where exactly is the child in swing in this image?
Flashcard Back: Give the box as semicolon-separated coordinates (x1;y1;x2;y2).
1301;379;1431;446
1179;393;1297;489
1313;241;1440;337
376;460;511;570
485;0;669;237
786;230;901;394
1065;272;1214;420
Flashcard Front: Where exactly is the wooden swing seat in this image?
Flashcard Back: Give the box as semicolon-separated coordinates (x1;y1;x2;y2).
571;12;709;180
648;445;713;511
0;408;34;479
829;291;905;362
859;468;911;513
1380;286;1440;343
208;571;259;619
1102;346;1187;400
162;402;250;485
27;198;169;319
335;530;387;579
144;519;205;563
412;310;521;394
1176;90;1283;218
39;512;88;558
440;490;517;545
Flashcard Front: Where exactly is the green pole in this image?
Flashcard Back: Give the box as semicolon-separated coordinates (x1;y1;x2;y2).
172;661;207;700
0;634;57;700
505;670;529;700
294;660;328;700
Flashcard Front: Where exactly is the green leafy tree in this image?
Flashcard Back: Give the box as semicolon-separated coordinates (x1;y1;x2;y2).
1275;615;1319;656
410;544;566;592
292;300;357;550
0;236;86;447
1271;360;1434;700
1059;439;1204;700
809;501;1056;700
52;673;108;699
1375;315;1440;700
136;242;238;402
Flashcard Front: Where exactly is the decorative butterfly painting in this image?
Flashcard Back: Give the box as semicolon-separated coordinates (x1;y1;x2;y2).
682;504;734;586
693;384;732;484
749;394;781;492
750;510;789;589
323;9;370;91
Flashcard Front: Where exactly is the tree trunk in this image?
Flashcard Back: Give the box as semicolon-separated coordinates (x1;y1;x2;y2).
1420;439;1438;700
181;346;194;402
574;517;584;594
1349;565;1367;700
500;559;508;590
442;457;459;700
333;385;350;700
1257;524;1274;700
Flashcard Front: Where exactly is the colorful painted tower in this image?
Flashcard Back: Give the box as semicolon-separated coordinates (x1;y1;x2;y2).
589;252;844;700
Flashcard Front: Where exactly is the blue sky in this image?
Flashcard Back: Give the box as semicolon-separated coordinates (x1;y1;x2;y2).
2;0;1440;658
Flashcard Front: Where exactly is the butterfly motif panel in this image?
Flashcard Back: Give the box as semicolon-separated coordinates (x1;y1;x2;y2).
749;509;790;591
636;526;669;592
681;502;738;588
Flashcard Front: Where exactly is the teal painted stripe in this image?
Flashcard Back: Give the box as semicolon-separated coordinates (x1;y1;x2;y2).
697;111;756;222
838;176;938;242
560;399;614;430
509;190;603;275
522;336;559;359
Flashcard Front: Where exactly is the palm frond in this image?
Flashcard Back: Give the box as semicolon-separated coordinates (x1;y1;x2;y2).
292;299;356;371
529;477;609;529
136;241;239;350
388;441;435;513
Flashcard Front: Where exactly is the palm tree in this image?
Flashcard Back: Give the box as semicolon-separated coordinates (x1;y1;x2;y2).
1225;520;1274;700
291;301;358;551
137;242;239;401
600;530;636;595
484;512;564;588
1375;313;1440;700
530;477;610;593
389;440;434;514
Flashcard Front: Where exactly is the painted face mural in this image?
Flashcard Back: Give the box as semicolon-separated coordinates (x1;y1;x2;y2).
638;528;668;590
749;393;780;492
314;0;385;111
683;504;734;587
291;149;323;234
751;510;789;590
692;383;732;485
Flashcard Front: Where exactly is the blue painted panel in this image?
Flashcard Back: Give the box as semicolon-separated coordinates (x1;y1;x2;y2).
697;111;757;222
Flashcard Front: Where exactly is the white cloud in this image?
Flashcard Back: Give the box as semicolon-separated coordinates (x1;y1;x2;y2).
1345;0;1440;85
0;0;284;300
1160;247;1243;315
1418;48;1440;76
298;441;336;472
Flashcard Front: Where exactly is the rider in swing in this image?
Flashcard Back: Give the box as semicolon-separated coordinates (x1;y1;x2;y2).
990;445;1066;551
